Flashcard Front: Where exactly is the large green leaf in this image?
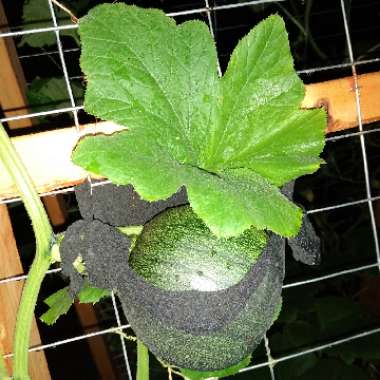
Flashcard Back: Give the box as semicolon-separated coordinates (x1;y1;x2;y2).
73;5;326;237
74;130;301;237
79;5;219;166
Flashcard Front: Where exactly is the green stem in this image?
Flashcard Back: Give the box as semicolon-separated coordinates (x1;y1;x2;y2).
137;340;149;380
0;124;53;379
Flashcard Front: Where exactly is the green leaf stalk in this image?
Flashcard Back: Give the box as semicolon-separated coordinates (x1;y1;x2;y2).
0;123;53;379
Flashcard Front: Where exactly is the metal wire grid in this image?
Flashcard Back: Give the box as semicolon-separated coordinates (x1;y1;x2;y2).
0;0;379;378
3;60;380;136
51;0;133;377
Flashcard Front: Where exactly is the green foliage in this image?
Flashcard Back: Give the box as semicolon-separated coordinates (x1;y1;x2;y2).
28;77;83;117
180;356;251;379
73;4;326;238
40;287;73;325
273;355;319;380
40;283;110;325
296;358;372;380
259;281;380;380
328;333;380;365
314;296;365;332
19;0;85;47
77;284;110;304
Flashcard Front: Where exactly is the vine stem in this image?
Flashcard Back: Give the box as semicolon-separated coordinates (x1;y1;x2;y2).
137;340;149;380
0;124;53;379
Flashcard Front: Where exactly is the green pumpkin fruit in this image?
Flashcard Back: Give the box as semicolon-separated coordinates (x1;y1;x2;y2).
119;205;284;371
129;205;268;291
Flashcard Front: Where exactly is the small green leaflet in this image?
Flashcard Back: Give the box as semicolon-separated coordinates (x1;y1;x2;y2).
77;285;110;304
180;356;251;379
73;5;326;238
40;287;73;325
40;285;109;325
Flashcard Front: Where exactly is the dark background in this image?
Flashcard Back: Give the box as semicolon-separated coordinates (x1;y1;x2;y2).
2;0;380;379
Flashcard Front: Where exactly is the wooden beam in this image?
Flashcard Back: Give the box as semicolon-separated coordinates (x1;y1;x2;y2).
74;302;118;380
0;121;123;200
302;71;380;132
42;195;68;227
0;1;32;129
0;71;380;201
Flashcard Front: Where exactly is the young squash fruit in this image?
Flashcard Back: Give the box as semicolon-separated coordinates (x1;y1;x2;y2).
129;205;268;291
123;205;284;371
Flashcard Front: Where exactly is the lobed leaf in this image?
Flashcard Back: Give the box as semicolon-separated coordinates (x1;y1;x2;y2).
73;5;326;237
74;130;301;237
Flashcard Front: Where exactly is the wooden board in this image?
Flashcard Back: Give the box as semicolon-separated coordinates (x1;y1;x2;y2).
0;121;123;200
1;71;380;201
0;1;32;129
302;71;380;132
74;303;118;380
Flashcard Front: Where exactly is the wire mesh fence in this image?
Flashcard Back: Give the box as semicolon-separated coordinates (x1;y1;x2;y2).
1;0;380;379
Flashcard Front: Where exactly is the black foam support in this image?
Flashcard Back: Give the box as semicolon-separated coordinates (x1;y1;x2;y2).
59;182;321;370
75;182;188;226
282;180;321;265
60;220;284;370
288;214;321;265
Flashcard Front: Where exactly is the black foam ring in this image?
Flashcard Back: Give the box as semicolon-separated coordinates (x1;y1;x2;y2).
59;182;320;370
75;181;188;225
75;181;319;266
118;233;284;370
282;180;321;265
281;180;295;199
61;219;284;370
64;182;188;297
288;214;321;265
